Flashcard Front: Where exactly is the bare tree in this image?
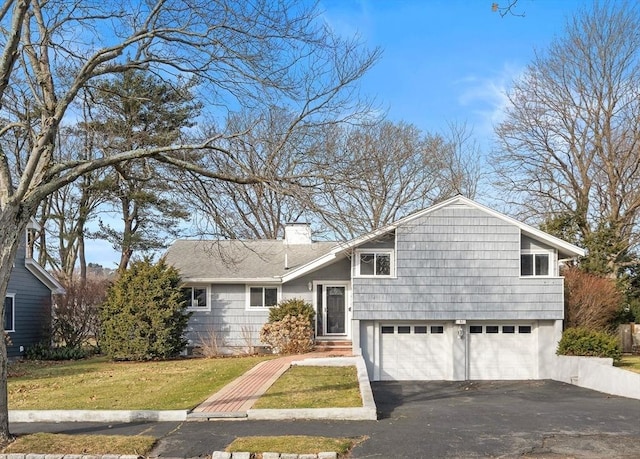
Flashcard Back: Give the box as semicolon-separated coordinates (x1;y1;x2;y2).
311;120;471;239
35;125;108;281
180;106;315;239
184;117;484;241
0;0;379;442
493;1;640;277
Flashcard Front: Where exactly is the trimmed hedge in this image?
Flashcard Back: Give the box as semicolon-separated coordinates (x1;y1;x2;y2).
25;343;90;361
557;327;621;362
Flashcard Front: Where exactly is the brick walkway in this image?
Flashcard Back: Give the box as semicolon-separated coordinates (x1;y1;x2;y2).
190;351;348;418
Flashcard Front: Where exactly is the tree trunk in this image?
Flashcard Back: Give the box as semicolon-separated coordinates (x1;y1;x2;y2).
0;205;31;444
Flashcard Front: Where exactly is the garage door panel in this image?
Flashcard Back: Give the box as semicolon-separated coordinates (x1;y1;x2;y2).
380;323;452;380
468;324;537;380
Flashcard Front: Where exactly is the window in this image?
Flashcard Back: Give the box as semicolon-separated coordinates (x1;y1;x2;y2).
521;253;550;276
430;325;444;334
247;286;279;309
398;326;411;334
181;286;209;310
356;250;394;277
486;325;499;334
469;325;483;333
414;326;427;334
381;326;394;334
519;325;532;334
4;295;14;332
502;326;515;334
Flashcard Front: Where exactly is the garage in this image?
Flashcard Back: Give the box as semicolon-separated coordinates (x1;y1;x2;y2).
379;323;453;380
467;323;537;380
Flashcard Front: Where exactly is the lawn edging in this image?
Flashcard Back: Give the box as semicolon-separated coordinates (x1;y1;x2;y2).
246;355;377;421
9;409;187;423
555;355;640;400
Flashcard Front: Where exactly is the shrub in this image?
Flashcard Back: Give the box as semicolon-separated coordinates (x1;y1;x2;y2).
53;276;109;349
557;327;622;362
260;314;314;354
100;257;191;361
268;298;315;327
564;267;623;330
25;343;90;361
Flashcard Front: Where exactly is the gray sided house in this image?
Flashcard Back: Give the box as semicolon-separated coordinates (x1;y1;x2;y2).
5;221;64;358
165;196;585;381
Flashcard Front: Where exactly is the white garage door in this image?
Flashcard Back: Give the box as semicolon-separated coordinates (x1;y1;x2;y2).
380;323;452;380
467;323;537;380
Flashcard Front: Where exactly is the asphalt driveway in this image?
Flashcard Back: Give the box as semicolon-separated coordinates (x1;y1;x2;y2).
11;380;640;458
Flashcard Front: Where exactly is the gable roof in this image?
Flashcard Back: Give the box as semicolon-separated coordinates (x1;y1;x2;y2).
167;196;586;285
281;196;586;283
164;239;337;283
25;259;65;294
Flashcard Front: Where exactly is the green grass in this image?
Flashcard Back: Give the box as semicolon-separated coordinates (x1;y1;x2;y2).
616;355;640;373
253;365;362;409
8;355;271;410
3;433;156;454
227;435;363;455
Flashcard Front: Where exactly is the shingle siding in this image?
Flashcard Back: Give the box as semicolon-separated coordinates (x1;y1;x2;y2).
185;257;352;353
6;238;53;358
353;206;565;321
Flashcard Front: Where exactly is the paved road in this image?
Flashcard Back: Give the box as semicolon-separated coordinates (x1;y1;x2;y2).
11;380;640;458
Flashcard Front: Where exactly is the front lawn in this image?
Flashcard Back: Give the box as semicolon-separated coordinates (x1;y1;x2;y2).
227;435;363;456
8;355;271;410
253;365;361;409
616;355;640;374
3;433;156;455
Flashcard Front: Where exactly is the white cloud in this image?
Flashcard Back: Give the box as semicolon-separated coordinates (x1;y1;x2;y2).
454;63;525;137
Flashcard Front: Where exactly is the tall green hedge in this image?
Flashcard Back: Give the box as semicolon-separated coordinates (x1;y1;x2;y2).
100;257;191;360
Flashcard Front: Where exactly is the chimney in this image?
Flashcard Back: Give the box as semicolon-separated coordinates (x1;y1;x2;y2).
284;223;312;244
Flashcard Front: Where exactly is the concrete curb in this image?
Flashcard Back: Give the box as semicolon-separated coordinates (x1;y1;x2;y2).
212;452;337;459
0;455;143;459
247;355;377;421
8;410;188;423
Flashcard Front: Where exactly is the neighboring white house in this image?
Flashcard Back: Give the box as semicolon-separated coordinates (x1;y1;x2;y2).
164;196;585;381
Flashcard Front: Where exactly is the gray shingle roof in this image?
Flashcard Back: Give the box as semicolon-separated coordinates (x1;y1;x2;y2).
164;239;337;281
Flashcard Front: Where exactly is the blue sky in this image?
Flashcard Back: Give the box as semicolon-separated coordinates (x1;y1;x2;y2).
86;0;591;267
321;0;588;141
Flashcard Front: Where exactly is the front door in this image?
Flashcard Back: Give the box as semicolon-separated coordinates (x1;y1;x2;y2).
325;285;346;335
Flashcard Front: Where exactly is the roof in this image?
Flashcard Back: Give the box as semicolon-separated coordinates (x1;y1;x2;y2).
25;259;65;294
167;196;586;284
281;196;586;282
164;239;337;283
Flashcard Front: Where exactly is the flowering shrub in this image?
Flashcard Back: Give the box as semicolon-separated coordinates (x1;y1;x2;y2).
260;314;314;354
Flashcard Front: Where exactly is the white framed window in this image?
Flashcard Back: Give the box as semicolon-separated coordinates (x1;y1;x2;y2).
246;285;280;310
181;286;210;311
521;251;552;276
355;250;394;277
4;294;15;332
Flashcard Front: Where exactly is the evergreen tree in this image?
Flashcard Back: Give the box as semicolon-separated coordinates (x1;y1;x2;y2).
101;258;191;360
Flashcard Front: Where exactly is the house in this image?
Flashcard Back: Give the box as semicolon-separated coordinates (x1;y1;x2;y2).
5;220;65;358
164;196;585;381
